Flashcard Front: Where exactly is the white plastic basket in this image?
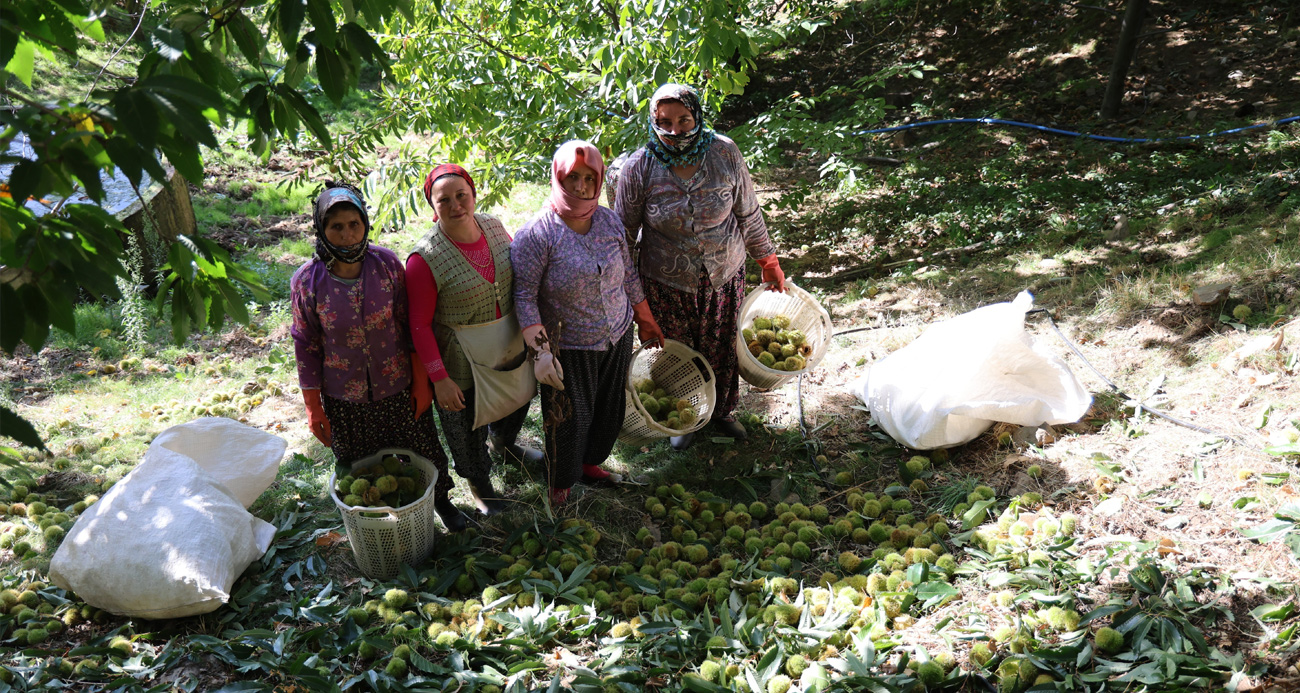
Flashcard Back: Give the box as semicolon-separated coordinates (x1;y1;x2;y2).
618;339;717;446
328;448;440;580
735;281;833;390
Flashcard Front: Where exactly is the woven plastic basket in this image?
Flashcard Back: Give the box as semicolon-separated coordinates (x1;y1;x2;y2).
735;281;833;390
329;448;440;579
618;339;717;446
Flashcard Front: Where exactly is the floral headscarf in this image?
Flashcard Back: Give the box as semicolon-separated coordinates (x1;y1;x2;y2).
548;140;605;221
312;182;370;266
646;83;716;168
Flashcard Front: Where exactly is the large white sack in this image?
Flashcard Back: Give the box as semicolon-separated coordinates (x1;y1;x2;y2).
849;292;1092;450
149;416;285;508
48;419;283;619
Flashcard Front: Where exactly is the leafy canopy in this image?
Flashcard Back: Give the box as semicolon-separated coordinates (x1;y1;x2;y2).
0;0;398;450
325;0;839;227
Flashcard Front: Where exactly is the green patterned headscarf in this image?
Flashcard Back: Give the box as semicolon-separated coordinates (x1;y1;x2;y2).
646;83;716;168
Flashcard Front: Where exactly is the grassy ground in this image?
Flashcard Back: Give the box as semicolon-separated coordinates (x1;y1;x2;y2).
3;0;1300;690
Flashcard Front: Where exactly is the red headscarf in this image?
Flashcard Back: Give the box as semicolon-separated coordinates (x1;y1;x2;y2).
422;164;476;220
548;140;604;221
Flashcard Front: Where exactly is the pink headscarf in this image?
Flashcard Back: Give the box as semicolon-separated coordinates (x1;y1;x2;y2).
548;140;605;221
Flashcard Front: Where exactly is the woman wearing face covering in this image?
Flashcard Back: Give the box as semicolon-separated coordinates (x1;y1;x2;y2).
289;181;464;531
511;141;665;506
405;164;543;518
615;84;786;451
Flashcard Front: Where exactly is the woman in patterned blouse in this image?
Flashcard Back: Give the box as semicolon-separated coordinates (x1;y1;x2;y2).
290;182;465;532
512;141;665;506
406;164;543;518
615;83;787;451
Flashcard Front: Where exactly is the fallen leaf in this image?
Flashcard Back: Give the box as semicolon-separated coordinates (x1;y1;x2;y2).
315;531;348;548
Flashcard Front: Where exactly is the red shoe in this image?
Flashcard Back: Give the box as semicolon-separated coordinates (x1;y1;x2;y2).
581;464;623;487
549;487;570;506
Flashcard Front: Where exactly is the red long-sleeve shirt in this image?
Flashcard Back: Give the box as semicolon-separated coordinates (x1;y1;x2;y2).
405;232;504;382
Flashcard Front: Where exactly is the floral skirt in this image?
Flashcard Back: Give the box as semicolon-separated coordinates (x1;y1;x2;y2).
642;267;744;419
323;386;454;499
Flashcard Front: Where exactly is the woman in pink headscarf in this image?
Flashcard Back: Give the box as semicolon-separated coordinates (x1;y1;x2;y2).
511;140;665;506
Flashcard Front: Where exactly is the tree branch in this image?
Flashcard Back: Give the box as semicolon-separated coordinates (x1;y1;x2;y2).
85;3;150;101
444;11;591;101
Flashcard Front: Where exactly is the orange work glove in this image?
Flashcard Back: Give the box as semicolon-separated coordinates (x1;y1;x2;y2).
630;300;665;348
302;388;332;447
755;253;786;292
410;353;433;419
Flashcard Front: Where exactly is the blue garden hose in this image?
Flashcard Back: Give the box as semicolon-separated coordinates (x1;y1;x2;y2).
852;115;1300;143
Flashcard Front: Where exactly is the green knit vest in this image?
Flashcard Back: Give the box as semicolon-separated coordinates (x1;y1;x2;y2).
412;214;515;390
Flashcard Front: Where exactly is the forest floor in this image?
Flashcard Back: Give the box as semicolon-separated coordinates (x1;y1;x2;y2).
3;0;1300;690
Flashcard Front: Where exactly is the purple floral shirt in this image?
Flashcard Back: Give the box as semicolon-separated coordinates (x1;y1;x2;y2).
511;206;645;350
615;134;775;293
290;246;412;402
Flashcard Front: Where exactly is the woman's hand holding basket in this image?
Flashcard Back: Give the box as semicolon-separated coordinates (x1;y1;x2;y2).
632;300;665;348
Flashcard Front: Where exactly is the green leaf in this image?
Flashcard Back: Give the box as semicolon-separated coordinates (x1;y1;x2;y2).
305;0;336;47
915;581;958;607
340;22;387;70
115;89;160;151
1265;441;1300;457
1250;603;1296;623
278;86;332;149
0;404;46;452
1241;519;1294;543
5;159;44;208
315;46;348;105
4;38;36;87
150;25;187;62
227;12;265;67
19;284;50;353
144;92;218;147
1276;503;1300;523
139;74;224;111
0;284;26;354
961;499;995;530
277;0;306;54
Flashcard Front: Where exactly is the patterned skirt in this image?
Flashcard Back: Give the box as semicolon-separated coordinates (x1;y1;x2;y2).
541;326;634;490
322;386;454;499
642;267;745;419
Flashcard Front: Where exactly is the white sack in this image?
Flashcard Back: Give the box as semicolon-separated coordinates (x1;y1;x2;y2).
850;292;1092;450
48;418;283;619
149;416;285;508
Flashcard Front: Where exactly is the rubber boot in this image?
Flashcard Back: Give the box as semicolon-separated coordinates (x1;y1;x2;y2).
468;475;508;517
434;495;467;533
488;433;545;465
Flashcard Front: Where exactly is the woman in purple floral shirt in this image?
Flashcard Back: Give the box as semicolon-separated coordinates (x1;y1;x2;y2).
290;181;465;532
512;141;665;506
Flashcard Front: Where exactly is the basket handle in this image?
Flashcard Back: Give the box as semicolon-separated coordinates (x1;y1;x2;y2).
350;448;429;473
691;356;712;383
352;508;402;527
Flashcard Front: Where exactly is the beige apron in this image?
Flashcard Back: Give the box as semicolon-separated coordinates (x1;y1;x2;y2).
451;312;536;429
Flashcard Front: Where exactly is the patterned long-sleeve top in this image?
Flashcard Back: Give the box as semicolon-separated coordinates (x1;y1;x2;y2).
511;206;645;351
615;134;775;293
290;246;413;403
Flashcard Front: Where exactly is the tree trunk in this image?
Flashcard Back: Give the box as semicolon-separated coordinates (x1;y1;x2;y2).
1100;0;1148;119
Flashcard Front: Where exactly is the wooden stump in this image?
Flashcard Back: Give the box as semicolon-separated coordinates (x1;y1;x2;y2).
120;169;197;288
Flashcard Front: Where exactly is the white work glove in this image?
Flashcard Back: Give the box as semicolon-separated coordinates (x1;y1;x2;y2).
524;323;565;391
535;350;565;391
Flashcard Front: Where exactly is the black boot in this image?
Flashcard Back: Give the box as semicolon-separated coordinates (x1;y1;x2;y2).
468;475;508;517
713;417;748;441
434;496;467;533
488;434;545;466
669;432;696;451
